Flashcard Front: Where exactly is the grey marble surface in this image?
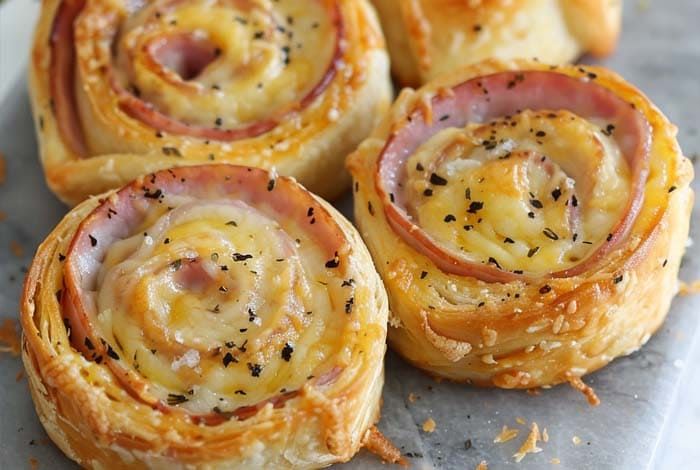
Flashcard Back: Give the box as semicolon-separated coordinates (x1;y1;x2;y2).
1;1;699;469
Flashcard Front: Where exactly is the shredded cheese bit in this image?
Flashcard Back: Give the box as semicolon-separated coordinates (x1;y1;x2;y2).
494;425;519;443
513;422;542;463
482;327;497;347
327;108;340;122
0;318;20;356
552;314;565;334
171;349;200;372
565;372;601;406
551;457;561;464
679;280;700;296
515;417;526;425
422;417;436;433
481;353;497;365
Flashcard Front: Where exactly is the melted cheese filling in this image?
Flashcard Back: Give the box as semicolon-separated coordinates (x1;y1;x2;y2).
403;110;632;274
112;0;335;127
91;196;352;413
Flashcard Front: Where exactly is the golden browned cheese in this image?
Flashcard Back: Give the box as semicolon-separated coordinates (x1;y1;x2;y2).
21;165;389;468
347;59;694;388
29;0;392;205
371;0;622;86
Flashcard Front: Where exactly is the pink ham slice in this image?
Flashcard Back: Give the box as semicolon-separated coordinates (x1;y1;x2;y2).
62;165;347;422
376;71;651;282
49;0;344;153
49;0;87;156
149;33;221;81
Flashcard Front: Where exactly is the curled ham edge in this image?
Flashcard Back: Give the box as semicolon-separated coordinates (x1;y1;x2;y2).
61;165;347;425
375;71;652;283
49;0;344;156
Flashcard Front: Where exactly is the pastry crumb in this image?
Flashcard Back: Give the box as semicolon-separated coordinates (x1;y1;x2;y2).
475;460;488;470
513;422;542;463
422;417;436;433
565;372;600;406
572;436;582;445
679;280;700;296
0;318;21;356
551;457;561;465
515;417;526;425
542;427;549;442
408;392;419;403
10;240;24;258
363;426;406;465
29;457;39;470
494;425;519;443
526;388;541;396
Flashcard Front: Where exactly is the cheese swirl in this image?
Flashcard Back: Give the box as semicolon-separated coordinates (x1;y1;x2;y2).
92;197;349;415
30;0;391;203
21;165;389;467
404;110;631;276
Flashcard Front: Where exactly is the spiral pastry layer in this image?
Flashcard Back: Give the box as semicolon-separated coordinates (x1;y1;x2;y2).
30;0;391;204
371;0;622;86
21;164;389;468
348;59;694;387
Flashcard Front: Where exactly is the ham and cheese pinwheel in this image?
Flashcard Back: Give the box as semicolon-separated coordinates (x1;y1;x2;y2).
20;165;391;468
348;60;694;389
371;0;622;86
30;0;391;205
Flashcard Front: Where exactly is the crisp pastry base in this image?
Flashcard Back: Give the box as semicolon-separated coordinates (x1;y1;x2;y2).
29;0;392;205
348;59;694;388
371;0;622;86
20;167;391;468
22;347;384;469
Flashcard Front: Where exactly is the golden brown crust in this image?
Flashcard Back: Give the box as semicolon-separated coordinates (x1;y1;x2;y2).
21;165;390;469
371;0;622;86
29;0;392;205
348;59;694;388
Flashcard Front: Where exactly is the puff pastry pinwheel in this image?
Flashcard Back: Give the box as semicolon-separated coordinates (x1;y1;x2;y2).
347;59;694;389
371;0;622;86
29;0;391;205
20;165;390;468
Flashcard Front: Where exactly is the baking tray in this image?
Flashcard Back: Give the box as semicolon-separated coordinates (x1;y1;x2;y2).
1;1;699;468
